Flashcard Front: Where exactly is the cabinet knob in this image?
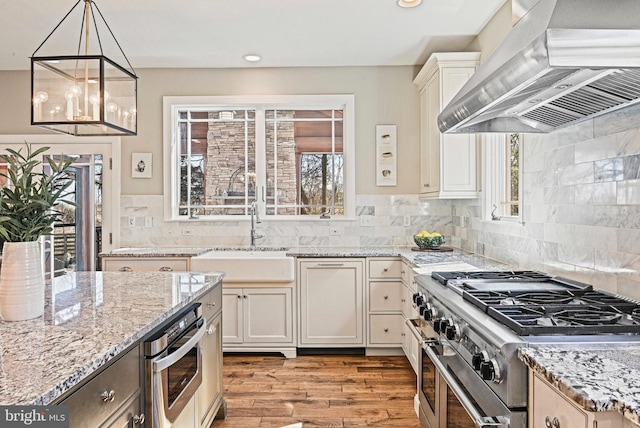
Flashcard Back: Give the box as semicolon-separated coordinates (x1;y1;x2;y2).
159;266;173;272
384;328;389;333
237;295;242;299
424;184;430;188
207;302;216;308
100;390;115;403
119;266;133;272
383;268;388;272
545;416;560;428
207;325;216;335
401;270;405;274
243;295;248;299
384;295;389;300
401;298;406;303
133;414;145;425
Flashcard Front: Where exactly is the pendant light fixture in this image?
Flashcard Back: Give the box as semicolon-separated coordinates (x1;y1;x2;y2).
31;0;138;136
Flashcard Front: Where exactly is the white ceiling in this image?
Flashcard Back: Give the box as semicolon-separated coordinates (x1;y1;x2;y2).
0;0;506;71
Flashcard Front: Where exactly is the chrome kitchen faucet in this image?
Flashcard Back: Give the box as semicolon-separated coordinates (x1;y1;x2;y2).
250;201;264;248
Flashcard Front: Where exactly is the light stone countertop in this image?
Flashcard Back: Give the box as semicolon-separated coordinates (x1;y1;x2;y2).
100;247;212;257
0;271;224;406
519;347;640;426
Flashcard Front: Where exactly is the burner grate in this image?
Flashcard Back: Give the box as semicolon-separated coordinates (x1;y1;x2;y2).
431;270;552;285
488;305;640;336
463;289;640;313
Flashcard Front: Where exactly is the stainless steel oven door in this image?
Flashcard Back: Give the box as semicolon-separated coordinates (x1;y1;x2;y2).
147;317;207;427
408;319;526;428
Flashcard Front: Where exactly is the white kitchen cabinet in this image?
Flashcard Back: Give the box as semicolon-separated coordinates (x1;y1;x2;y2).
101;257;189;272
401;260;419;374
529;372;624;428
366;258;404;351
222;287;295;357
298;258;365;346
413;52;481;199
197;285;224;428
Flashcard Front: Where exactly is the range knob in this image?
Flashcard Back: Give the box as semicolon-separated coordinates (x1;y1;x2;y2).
471;351;489;371
480;358;502;383
444;323;461;341
420;303;435;321
413;293;425;306
434;318;449;334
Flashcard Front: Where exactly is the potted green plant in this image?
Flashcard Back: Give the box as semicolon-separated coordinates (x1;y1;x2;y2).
0;144;75;321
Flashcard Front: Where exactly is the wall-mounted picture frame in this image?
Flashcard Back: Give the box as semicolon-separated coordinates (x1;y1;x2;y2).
132;152;152;179
375;124;397;186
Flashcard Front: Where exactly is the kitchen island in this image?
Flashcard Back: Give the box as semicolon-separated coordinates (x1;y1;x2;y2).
0;270;224;406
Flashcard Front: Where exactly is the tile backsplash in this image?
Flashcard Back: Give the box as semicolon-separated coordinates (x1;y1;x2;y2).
451;103;640;301
120;194;453;250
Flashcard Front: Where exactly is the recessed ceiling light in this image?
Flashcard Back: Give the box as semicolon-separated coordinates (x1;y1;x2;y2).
397;0;422;8
243;54;261;62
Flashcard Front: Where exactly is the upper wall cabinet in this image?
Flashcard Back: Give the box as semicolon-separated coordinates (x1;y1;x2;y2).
413;52;481;199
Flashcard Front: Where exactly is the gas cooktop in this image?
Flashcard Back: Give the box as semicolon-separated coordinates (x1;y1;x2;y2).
430;270;640;336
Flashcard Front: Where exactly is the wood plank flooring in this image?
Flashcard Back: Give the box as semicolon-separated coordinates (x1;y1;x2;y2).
210;353;421;428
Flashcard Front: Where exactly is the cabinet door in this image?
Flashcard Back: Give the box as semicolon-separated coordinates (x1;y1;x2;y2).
423;72;441;194
198;312;223;428
531;375;588;428
244;288;293;343
299;259;364;345
222;289;243;343
369;314;404;345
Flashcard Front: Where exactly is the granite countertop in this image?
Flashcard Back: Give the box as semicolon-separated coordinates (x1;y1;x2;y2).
0;271;224;406
519;346;640;426
99;247;212;257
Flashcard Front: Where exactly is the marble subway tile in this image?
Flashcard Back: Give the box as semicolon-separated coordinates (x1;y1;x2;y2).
617;228;640;254
594;102;640;137
617;179;640;205
594;158;624;182
558;244;595;270
575;135;619;163
574;182;616;205
555;162;595;186
623;154;640;180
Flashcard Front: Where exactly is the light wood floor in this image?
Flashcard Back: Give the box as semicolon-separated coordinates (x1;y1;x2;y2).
210;353;421;428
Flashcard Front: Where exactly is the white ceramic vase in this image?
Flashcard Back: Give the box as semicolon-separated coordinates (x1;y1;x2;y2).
0;241;45;321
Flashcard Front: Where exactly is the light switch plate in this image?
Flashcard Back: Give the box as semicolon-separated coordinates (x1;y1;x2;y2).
145;216;153;228
403;215;411;227
128;216;135;228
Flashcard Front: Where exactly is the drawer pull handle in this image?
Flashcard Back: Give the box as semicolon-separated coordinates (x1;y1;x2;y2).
317;263;344;267
384;295;389;300
133;414;145;425
119;266;133;272
207;302;216;308
159;266;173;272
100;390;115;403
545;416;560;428
401;270;405;274
401;298;406;303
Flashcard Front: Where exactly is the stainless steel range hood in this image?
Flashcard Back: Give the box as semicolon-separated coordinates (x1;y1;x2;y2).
438;0;640;134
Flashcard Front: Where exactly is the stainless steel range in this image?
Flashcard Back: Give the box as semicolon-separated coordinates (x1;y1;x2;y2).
408;270;640;428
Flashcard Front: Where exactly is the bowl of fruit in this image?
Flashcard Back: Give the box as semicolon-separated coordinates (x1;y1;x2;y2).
414;230;445;249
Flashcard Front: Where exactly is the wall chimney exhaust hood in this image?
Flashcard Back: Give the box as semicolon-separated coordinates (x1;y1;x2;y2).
438;0;640;134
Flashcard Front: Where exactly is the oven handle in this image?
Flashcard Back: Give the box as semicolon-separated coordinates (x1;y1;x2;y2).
153;320;207;372
405;318;438;347
423;345;509;428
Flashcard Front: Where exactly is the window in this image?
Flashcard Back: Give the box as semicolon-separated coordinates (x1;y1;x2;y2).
483;133;522;222
164;95;355;220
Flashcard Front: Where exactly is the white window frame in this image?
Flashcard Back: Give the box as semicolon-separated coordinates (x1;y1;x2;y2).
482;133;523;223
163;95;356;221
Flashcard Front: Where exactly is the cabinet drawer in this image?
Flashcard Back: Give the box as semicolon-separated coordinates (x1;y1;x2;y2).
369;314;404;344
368;259;402;279
62;345;141;428
199;283;222;320
369;281;403;312
102;257;189;272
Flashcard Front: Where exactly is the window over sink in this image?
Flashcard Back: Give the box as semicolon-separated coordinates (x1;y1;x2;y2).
163;95;355;220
